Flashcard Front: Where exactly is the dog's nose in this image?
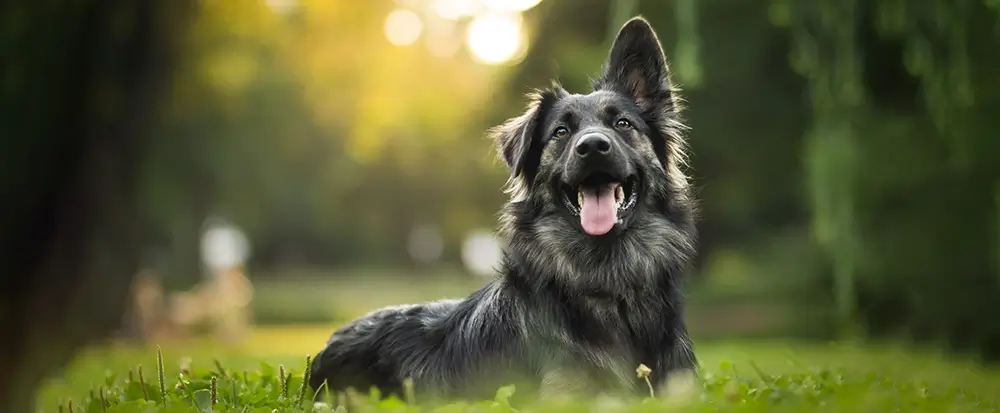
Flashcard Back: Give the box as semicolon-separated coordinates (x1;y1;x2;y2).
574;133;612;158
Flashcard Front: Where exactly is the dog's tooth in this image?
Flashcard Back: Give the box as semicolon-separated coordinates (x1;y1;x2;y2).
577;190;584;208
615;185;624;204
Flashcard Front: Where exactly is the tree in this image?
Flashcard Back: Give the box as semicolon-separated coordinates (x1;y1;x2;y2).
0;1;191;410
774;0;1000;357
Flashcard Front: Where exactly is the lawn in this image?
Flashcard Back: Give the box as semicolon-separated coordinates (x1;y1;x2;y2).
36;325;1000;412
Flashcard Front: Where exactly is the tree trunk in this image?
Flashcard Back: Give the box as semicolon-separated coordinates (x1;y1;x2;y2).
0;1;191;411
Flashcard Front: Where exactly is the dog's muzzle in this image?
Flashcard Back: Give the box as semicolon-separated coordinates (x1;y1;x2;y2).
561;132;638;236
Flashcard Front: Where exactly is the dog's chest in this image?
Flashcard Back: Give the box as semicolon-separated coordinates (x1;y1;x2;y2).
542;295;668;392
582;292;667;344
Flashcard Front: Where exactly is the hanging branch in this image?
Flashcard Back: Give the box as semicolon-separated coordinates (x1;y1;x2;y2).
605;0;639;49
674;0;703;87
778;0;866;334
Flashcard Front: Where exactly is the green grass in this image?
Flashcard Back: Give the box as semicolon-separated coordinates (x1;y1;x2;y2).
37;326;1000;412
250;270;486;325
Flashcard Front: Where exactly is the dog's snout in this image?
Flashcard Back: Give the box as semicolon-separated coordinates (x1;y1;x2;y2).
574;133;613;158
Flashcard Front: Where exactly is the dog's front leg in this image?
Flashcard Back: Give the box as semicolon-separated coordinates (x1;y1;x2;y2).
538;368;598;400
652;330;699;400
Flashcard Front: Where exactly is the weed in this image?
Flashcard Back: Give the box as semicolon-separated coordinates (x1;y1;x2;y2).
47;352;999;413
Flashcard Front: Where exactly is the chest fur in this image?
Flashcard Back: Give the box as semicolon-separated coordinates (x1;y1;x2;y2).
527;293;675;393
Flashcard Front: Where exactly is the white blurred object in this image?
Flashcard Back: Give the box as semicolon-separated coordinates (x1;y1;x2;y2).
200;218;250;274
408;224;444;265
432;0;482;20
482;0;543;13
385;8;424;46
194;218;254;345
461;230;502;277
465;12;525;65
264;0;298;14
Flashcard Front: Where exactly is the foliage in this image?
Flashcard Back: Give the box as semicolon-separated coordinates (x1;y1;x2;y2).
767;0;1000;357
140;0;514;276
48;346;999;413
0;0;192;411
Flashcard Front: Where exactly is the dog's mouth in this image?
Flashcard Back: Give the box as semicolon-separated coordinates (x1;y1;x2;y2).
561;172;639;236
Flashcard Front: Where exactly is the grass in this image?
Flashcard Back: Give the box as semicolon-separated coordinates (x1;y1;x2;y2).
250;270;486;324
37;326;1000;413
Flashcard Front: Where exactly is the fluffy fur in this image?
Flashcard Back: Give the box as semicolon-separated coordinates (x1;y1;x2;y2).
309;16;698;402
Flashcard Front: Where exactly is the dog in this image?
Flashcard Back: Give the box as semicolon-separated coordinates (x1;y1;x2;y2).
309;16;698;402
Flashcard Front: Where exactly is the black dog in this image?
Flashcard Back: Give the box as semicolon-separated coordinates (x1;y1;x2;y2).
309;16;698;401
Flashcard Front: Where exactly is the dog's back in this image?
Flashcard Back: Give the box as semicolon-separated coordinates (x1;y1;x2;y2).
309;284;529;399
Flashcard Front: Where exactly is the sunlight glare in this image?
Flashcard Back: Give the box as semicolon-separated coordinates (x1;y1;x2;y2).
432;0;481;20
384;8;424;47
264;0;298;14
482;0;543;13
466;13;524;65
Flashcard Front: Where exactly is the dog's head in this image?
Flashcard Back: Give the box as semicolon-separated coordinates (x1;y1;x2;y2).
491;17;695;287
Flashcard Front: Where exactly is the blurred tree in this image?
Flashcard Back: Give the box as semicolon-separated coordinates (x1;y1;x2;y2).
0;1;191;411
143;0;518;272
139;0;314;284
774;0;1000;358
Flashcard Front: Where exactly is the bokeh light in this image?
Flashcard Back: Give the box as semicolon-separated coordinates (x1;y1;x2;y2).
384;8;425;47
407;224;445;265
264;0;298;14
432;0;480;20
200;218;250;274
465;13;525;65
481;0;543;13
461;230;503;278
380;0;542;65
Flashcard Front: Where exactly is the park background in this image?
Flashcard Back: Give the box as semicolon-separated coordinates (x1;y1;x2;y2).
4;0;1000;411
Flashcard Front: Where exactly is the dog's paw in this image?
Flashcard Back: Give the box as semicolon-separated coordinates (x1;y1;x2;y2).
590;393;628;413
658;369;699;402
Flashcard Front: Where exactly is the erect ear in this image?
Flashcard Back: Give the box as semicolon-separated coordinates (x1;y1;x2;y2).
595;17;676;112
490;88;559;184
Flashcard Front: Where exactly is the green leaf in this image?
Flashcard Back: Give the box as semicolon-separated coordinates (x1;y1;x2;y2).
258;362;276;379
192;389;213;411
377;396;407;410
105;370;119;387
124;381;155;402
85;395;106;413
493;384;516;405
719;360;734;372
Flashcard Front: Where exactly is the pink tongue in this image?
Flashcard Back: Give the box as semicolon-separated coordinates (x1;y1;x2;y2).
579;185;618;236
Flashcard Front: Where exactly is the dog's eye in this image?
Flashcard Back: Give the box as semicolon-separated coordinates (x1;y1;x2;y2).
615;118;633;129
552;127;570;138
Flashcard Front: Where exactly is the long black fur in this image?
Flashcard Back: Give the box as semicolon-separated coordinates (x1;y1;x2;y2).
309;16;698;401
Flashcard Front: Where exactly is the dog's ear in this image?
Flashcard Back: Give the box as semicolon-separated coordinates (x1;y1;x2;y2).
490;88;559;183
596;17;676;112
